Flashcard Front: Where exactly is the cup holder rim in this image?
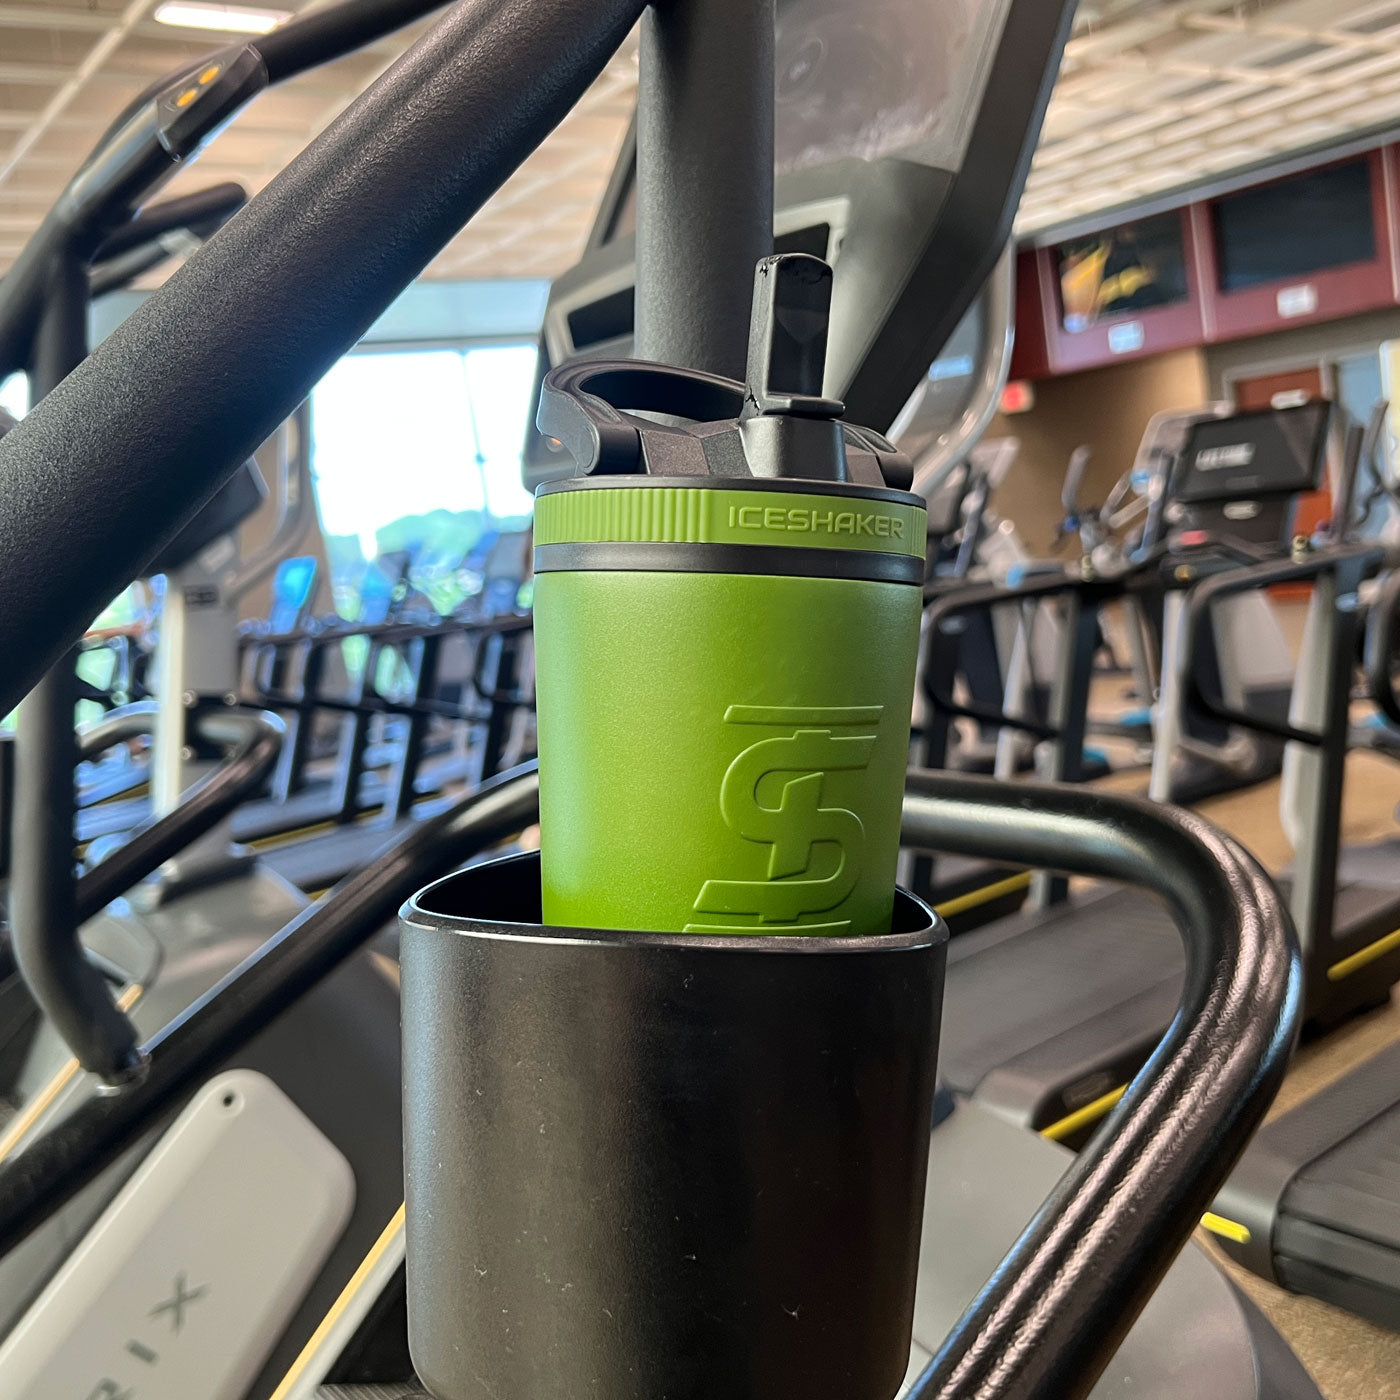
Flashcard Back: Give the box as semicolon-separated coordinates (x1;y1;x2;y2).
402;851;946;956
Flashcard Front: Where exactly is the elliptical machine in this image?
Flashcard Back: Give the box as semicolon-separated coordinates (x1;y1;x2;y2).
0;1;1326;1399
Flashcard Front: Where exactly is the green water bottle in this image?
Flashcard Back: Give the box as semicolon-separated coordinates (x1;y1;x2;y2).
533;254;927;936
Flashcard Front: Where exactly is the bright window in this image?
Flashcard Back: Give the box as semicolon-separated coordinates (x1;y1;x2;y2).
0;371;28;420
311;344;537;618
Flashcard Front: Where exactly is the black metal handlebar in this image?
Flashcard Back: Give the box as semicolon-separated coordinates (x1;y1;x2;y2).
88;184;247;264
1182;544;1384;745
1365;567;1400;728
255;0;445;81
900;768;1300;1400
75;707;283;924
87;183;247;298
922;572;1110;740
11;707;283;1084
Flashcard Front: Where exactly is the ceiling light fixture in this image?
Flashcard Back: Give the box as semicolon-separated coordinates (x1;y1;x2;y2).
153;2;291;35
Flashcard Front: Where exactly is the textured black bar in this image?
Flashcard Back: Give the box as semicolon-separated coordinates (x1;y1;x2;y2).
634;0;774;379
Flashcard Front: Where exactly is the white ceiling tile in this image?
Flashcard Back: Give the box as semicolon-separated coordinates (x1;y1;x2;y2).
7;1;1400;281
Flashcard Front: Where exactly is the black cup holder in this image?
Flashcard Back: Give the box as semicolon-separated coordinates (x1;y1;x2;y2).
400;850;946;1400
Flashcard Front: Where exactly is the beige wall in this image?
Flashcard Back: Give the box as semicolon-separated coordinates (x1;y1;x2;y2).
987;347;1211;554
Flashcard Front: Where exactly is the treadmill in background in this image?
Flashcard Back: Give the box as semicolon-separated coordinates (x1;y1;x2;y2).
932;400;1400;1141
1207;449;1400;1329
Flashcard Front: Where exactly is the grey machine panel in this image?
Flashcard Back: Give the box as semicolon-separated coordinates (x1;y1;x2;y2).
0;1071;353;1400
1214;1037;1400;1330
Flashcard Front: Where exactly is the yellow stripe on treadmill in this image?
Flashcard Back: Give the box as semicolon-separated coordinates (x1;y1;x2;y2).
1039;1084;1126;1143
245;818;341;852
934;871;1033;921
0;982;144;1164
269;1202;406;1399
245;796;405;853
1328;926;1400;982
247;782;458;856
1200;1211;1251;1245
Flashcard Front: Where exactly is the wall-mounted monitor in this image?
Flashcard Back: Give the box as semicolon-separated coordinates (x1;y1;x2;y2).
1199;150;1395;340
1055;210;1191;333
1018;207;1204;376
1212;158;1376;294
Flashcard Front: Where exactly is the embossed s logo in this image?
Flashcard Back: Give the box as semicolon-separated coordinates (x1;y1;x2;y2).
686;704;882;935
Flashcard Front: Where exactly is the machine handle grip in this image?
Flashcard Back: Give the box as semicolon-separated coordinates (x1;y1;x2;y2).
900;769;1300;1400
920;573;1105;740
1181;544;1383;745
89;183;246;264
11;707;283;1085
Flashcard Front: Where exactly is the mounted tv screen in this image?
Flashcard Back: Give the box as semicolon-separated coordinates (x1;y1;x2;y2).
1055;210;1190;333
1212;158;1376;294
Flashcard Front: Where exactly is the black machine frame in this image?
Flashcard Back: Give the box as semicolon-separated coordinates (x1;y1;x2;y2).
526;0;1076;452
0;0;1310;1395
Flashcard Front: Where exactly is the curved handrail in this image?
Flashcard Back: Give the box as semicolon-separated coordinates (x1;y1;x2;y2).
900;769;1300;1400
921;572;1099;740
905;242;1015;502
11;707;283;1084
76;700;157;762
1365;567;1400;728
75;707;283;923
1182;544;1385;744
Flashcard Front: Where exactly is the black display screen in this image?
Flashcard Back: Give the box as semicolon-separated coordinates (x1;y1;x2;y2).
1212;159;1376;293
1173;402;1330;504
1054;211;1190;332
